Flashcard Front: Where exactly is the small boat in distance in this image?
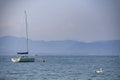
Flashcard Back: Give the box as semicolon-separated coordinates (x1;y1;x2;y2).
41;59;46;62
11;11;35;62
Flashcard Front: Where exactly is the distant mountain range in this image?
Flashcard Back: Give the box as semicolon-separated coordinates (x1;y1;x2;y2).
0;36;120;56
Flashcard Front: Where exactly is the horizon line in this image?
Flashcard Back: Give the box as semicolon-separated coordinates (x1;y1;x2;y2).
0;35;120;43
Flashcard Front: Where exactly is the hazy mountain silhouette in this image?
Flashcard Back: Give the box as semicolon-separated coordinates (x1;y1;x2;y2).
0;36;120;55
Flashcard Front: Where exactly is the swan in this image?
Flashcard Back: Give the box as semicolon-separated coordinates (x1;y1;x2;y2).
95;68;103;74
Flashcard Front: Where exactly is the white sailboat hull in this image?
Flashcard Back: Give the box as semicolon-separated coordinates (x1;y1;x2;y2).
11;57;35;62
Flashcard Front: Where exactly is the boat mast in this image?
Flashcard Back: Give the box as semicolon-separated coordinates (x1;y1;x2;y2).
24;11;29;53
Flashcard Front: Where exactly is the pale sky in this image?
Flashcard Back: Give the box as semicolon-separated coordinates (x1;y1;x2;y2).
0;0;120;42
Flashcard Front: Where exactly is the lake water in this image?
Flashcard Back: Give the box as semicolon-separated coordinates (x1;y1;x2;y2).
0;56;120;80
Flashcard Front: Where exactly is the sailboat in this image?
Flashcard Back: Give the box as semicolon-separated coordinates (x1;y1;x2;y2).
11;11;35;62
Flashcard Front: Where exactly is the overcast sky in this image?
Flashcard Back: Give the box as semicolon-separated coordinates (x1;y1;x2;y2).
0;0;120;42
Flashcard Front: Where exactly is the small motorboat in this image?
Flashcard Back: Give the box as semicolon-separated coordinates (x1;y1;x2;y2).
41;59;46;62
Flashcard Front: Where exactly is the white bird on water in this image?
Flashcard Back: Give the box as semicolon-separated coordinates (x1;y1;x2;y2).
95;68;104;74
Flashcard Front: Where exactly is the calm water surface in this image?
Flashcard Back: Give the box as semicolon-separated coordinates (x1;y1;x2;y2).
0;56;120;80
